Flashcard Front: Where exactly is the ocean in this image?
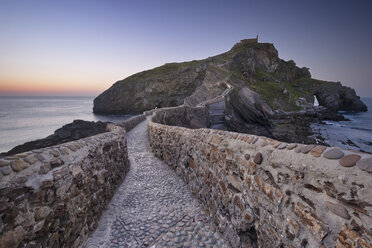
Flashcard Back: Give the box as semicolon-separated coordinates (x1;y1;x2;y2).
312;97;372;153
0;96;371;154
0;96;132;153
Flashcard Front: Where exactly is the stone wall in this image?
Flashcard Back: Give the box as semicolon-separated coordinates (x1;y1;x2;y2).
149;111;372;248
116;114;146;132
240;37;258;44
0;119;140;247
151;106;209;129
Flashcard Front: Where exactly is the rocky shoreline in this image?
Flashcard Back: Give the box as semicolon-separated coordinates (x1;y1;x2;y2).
223;85;360;145
311;121;372;154
0;120;108;158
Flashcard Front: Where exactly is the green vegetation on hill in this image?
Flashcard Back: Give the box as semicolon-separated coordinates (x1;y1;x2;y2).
123;60;203;82
94;40;367;114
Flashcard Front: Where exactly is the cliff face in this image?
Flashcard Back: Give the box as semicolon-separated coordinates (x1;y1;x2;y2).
94;41;367;115
312;81;367;111
94;62;209;114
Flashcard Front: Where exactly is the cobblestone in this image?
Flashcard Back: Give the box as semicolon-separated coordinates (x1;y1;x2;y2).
85;118;230;248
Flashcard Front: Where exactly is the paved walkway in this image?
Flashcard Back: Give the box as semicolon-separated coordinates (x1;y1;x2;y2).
84;118;230;248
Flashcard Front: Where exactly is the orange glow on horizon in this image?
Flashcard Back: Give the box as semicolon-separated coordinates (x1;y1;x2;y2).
0;64;130;96
1;82;99;93
0;76;114;96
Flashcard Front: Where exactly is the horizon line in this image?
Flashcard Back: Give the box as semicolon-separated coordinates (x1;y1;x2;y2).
0;95;97;97
0;91;100;97
1;94;372;99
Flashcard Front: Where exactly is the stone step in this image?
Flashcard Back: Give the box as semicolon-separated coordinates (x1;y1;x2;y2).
209;99;225;127
211;118;225;123
211;116;224;122
210;113;225;117
210;112;225;116
210;109;225;113
209;108;225;112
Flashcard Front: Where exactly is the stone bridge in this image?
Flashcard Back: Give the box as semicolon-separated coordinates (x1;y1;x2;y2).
0;106;371;248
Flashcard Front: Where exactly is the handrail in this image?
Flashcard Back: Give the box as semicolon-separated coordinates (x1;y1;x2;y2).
197;82;234;107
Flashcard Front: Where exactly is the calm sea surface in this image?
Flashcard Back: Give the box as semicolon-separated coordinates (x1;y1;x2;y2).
0;96;132;153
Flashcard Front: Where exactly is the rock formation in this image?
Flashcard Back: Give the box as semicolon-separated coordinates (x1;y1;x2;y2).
94;41;366;113
94;40;367;143
1;120;107;157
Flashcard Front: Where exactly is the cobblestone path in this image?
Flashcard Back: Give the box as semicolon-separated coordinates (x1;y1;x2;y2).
84;118;230;248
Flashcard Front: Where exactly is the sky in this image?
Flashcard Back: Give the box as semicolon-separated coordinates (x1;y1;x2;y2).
0;0;371;97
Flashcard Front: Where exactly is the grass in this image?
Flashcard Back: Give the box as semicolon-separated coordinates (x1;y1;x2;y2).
152;150;158;157
216;42;270;62
237;68;315;111
121;60;203;83
111;40;321;113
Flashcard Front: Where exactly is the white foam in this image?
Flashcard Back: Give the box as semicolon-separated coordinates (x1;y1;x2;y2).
314;95;319;107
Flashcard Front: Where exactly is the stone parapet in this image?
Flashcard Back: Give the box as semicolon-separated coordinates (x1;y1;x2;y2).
151;106;209;129
0;117;143;247
148;109;372;248
116;114;146;132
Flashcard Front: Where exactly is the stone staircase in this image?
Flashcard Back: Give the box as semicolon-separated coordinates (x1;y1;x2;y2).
196;82;233;131
208;100;226;130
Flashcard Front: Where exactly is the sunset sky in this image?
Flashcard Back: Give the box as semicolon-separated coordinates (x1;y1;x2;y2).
0;0;371;96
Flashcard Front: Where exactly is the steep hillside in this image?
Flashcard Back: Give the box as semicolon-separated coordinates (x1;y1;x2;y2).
94;41;366;114
93;40;367;143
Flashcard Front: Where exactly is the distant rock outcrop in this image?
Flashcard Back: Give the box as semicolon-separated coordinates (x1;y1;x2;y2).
313;82;367;111
1;120;107;157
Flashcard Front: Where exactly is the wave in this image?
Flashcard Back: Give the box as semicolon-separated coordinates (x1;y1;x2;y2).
324;121;343;127
348;126;372;132
322;120;372;132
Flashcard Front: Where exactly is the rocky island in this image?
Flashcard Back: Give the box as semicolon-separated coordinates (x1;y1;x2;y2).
93;39;367;144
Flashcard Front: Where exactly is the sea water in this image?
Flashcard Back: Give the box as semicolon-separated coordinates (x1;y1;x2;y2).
1;96;371;154
312;97;372;153
0;96;132;153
